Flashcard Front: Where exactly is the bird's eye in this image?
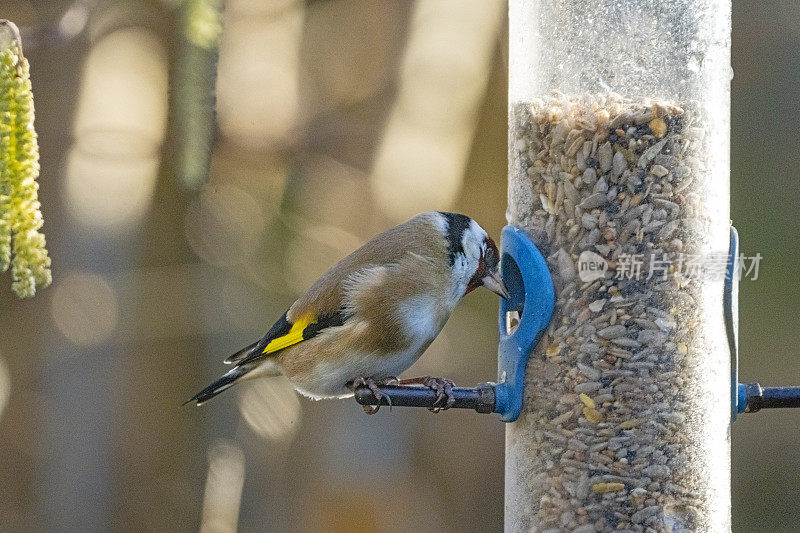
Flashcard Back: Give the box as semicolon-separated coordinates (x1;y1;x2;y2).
484;239;499;269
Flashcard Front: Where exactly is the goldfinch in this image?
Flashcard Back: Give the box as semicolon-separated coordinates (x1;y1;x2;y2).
187;212;508;413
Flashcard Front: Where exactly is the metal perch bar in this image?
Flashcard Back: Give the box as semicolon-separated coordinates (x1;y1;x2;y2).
353;384;496;413
742;383;800;412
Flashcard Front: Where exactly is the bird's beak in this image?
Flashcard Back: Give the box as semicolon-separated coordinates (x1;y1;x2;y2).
482;270;509;299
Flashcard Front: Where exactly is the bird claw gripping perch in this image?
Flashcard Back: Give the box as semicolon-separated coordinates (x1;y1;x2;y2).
353;225;555;422
348;377;391;414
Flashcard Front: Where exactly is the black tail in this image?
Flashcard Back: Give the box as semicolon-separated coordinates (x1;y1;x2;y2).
185;364;255;406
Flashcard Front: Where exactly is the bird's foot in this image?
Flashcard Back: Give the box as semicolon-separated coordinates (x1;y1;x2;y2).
348;376;394;414
395;376;455;412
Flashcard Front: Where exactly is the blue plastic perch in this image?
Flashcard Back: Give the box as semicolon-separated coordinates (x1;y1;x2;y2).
493;225;555;422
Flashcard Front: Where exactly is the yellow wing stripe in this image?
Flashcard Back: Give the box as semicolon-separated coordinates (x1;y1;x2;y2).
262;314;313;354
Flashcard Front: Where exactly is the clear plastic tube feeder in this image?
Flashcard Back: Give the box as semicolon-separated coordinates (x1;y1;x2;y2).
506;1;731;531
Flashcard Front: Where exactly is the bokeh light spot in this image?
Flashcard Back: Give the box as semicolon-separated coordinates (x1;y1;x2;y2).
185;183;266;267
237;375;301;442
283;224;361;294
0;356;9;421
50;272;118;346
200;440;246;533
65;149;159;232
216;5;303;148
66;28;167;233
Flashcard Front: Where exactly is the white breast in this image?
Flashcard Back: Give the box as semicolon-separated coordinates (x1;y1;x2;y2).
291;296;446;400
398;295;441;343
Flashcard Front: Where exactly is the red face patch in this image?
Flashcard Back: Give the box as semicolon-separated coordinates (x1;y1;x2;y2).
465;237;498;294
466;255;487;294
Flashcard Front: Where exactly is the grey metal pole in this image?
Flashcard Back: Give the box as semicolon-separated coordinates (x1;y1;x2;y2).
506;1;732;531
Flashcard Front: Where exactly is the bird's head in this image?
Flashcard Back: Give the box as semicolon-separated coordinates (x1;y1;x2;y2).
436;212;509;300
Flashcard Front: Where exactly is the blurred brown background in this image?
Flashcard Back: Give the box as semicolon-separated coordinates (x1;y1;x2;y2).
0;1;796;531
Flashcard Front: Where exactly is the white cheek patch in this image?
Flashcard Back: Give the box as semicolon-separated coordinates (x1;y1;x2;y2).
463;219;487;261
469;218;486;238
449;252;472;302
445;218;489;303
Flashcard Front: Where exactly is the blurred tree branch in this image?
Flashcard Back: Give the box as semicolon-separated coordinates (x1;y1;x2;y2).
175;0;224;190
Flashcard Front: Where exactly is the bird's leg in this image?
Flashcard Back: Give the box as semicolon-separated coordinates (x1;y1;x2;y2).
393;376;455;412
348;376;394;414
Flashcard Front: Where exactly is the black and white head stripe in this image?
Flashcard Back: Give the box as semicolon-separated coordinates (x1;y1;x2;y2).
437;211;472;265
